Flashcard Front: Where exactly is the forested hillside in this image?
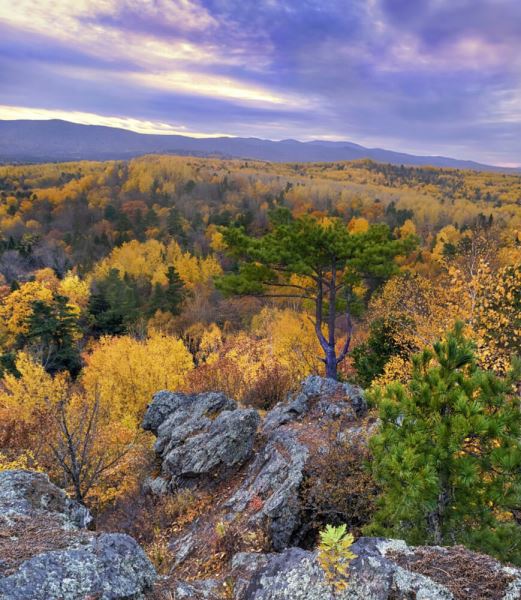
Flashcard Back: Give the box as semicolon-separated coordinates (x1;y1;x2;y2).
1;155;520;581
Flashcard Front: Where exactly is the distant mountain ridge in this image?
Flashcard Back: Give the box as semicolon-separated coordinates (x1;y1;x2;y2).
0;119;518;172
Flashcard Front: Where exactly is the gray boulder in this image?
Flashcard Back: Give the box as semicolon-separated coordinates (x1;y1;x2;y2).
263;375;366;434
0;533;156;600
0;470;156;600
0;470;91;529
143;391;259;487
164;409;260;482
235;537;521;600
143;390;236;437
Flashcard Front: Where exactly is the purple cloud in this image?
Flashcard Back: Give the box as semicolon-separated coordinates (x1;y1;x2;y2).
0;0;519;165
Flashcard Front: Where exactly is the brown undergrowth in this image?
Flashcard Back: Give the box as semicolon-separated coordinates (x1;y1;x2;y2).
390;545;516;600
0;514;91;576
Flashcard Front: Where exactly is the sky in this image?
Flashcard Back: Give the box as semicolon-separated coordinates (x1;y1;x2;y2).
0;0;520;166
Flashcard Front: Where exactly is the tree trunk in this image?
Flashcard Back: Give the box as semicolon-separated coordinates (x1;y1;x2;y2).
325;259;338;380
325;346;338;379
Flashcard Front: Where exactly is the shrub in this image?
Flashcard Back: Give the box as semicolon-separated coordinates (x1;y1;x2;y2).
242;362;292;410
299;425;378;549
317;524;357;594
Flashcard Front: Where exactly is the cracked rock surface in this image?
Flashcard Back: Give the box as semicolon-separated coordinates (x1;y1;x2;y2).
0;470;156;600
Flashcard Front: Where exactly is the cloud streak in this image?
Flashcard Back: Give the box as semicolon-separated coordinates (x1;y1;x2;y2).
0;0;519;165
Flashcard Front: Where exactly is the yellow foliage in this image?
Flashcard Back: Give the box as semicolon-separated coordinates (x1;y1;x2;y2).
34;268;59;288
207;225;226;252
198;323;224;363
473;263;521;372
0;281;54;343
396;218;417;238
206;308;320;398
372;355;412;387
81;333;194;426
58;272;90;310
370;273;459;349
250;307;323;379
0;351;155;507
347;217;370;234
0;450;42;472
371;261;520;373
0;352;69;421
92;239;222;290
431;225;461;262
317;524;357;593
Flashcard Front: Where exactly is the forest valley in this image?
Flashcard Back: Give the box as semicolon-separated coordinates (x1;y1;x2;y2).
0;155;520;576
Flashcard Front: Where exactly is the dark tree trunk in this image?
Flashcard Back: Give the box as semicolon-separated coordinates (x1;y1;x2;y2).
325;347;338;379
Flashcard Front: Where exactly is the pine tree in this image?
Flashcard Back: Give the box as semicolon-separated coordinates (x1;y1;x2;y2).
167;207;186;245
164;266;185;314
23;295;82;377
366;324;521;564
148;266;185;316
217;209;416;379
88;268;138;336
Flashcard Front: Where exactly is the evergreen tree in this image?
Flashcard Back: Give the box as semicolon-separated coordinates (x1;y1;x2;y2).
217;209;416;379
367;324;521;564
148;266;185;316
0;351;18;378
88;268;138;336
167;207;186;244
23;295;82;377
164;266;185;314
351;318;413;387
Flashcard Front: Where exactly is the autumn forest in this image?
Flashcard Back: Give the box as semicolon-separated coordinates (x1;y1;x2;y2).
1;154;521;590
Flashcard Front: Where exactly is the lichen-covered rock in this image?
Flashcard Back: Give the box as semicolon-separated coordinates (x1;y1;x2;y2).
142;390;259;487
172;578;222;599
235;537;521;600
262;375;366;434
0;471;156;600
0;533;156;600
225;429;309;551
143;390;237;437
164;409;260;483
0;470;91;529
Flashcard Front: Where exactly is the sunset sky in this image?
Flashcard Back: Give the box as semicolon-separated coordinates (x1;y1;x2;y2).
0;0;519;166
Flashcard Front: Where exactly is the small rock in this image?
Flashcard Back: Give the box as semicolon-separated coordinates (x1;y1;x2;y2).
0;470;91;529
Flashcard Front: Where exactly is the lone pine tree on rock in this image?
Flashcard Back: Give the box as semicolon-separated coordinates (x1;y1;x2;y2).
217;209;416;379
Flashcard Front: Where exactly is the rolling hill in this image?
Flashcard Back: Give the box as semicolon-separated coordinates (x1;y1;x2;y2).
0;119;516;172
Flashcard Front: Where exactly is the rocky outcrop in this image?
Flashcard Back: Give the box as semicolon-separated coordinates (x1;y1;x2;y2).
0;470;156;600
143;391;260;489
262;375;366;434
234;538;521;600
144;376;370;566
224;428;309;551
142;377;521;600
